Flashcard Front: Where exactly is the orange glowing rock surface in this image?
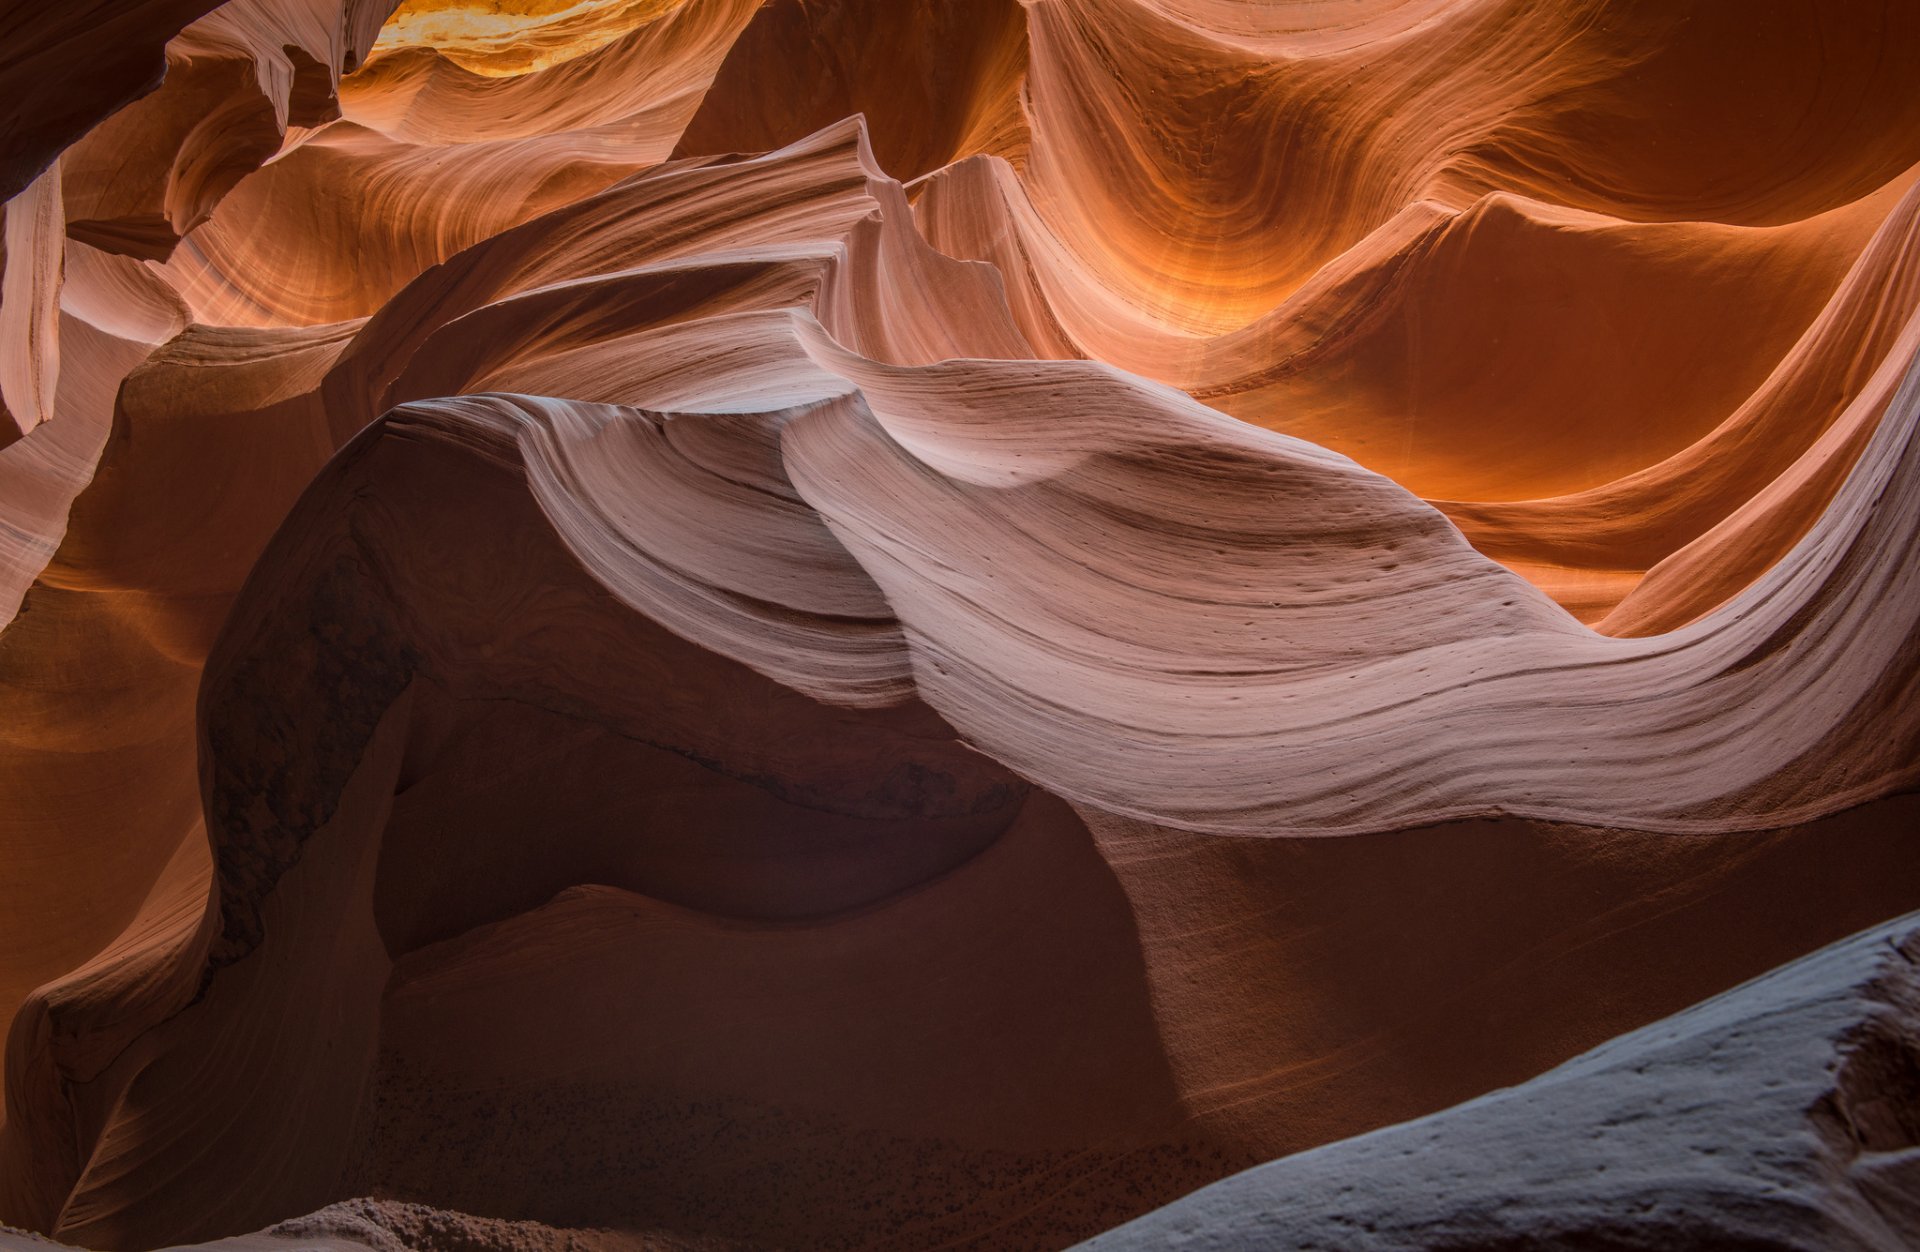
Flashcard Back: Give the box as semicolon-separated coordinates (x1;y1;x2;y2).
370;0;688;76
0;3;1917;1250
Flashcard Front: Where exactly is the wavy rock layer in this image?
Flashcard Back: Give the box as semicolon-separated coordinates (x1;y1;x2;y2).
0;1;1917;1250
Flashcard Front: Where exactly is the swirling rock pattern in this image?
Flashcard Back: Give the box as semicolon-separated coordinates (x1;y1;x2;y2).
0;1;1917;1249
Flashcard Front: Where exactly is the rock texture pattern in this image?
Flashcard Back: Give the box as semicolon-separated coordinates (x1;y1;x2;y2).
0;1;1916;1249
5;910;1914;1252
1076;910;1920;1252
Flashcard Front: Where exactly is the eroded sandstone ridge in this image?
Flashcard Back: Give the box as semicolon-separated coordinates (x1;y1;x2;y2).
0;1;1917;1249
1078;911;1920;1251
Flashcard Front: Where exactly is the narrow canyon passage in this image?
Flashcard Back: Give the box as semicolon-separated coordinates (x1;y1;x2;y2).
1;2;1917;1250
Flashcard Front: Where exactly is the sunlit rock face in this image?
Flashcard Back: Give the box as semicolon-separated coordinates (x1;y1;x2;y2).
0;3;1917;1250
369;0;687;76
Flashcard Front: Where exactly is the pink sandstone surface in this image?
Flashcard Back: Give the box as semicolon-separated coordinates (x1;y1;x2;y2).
0;2;1917;1248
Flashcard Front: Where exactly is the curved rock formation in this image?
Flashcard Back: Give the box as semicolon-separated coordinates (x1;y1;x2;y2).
1077;909;1920;1252
1;1;1917;1249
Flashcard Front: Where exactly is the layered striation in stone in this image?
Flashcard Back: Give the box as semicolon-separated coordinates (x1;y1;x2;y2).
0;2;1917;1249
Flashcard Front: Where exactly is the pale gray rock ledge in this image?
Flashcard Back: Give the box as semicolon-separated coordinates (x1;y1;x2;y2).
1076;909;1920;1251
6;913;1915;1252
